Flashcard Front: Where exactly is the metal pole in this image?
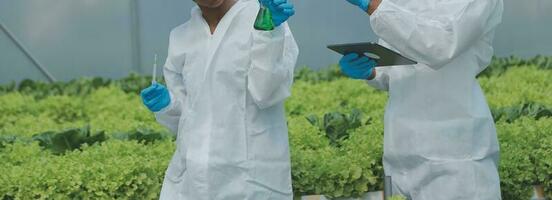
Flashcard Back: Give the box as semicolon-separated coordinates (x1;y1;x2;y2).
0;20;57;82
130;0;142;73
384;176;392;200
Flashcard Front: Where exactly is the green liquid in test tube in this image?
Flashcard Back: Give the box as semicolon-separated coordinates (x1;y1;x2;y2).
254;0;274;31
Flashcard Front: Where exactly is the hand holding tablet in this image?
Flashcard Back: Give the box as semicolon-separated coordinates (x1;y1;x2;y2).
328;42;417;67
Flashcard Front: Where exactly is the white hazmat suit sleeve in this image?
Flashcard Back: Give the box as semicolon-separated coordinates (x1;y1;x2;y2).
155;32;186;135
366;67;390;91
247;23;299;109
369;0;502;69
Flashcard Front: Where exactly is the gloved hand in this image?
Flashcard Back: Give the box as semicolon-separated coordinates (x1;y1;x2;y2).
339;53;377;80
345;0;371;11
261;0;295;27
140;83;171;112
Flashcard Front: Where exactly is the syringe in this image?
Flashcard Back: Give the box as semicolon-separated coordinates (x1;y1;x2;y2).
152;54;158;84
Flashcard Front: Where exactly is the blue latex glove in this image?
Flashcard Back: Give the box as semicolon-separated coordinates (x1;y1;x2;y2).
345;0;371;11
339;53;377;80
140;83;171;112
262;0;295;27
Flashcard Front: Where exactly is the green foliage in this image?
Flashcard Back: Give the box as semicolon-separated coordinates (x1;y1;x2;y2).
2;126;171;153
0;74;164;99
306;109;367;147
492;102;552;123
388;195;407;200
0;81;16;93
5;77;111;100
0;140;174;200
0;93;89;137
497;118;552;200
81;86;166;134
479;66;552;108
113;73;164;95
294;65;344;83
480;55;552;77
0;135;16;149
0;86;166;138
294;56;552;82
286;78;388;197
0;59;551;199
111;128;173;145
289;116;384;198
286;77;387;117
32;126;107;155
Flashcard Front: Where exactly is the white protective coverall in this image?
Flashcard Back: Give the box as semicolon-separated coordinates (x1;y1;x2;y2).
154;0;299;199
366;0;504;199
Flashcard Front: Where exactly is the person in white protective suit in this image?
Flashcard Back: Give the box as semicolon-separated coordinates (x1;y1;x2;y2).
139;0;299;199
339;0;504;199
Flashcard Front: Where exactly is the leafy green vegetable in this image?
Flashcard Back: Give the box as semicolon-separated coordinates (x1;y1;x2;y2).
294;65;344;83
497;118;552;199
289;116;384;198
479;55;552;77
0;135;16;149
111;128;172;144
0;60;550;199
0;140;174;199
306;109;367;147
492;102;552;123
32;126;107;155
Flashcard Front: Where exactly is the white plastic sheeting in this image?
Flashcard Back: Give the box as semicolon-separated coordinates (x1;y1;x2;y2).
0;0;550;83
0;0;193;83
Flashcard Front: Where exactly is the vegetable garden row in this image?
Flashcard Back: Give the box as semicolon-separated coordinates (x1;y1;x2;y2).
1;56;551;199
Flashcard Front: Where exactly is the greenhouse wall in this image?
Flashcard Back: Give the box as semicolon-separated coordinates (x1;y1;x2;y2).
0;0;551;84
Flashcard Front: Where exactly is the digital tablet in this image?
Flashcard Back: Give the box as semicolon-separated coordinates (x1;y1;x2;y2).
328;42;417;67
